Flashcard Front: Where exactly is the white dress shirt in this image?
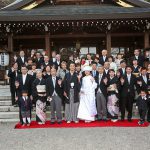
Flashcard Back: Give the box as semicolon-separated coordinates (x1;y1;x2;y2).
22;74;27;85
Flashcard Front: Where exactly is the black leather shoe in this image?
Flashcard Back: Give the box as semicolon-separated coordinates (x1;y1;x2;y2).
120;118;124;122
50;122;55;125
128;119;132;122
58;121;62;124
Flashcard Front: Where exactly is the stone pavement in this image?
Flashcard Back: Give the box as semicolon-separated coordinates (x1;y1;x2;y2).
0;123;150;150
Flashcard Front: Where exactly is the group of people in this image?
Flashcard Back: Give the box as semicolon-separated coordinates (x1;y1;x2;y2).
7;48;150;126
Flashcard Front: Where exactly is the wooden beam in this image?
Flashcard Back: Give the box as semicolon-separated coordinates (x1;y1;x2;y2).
8;33;13;52
45;32;51;58
144;31;150;48
106;32;111;56
13;33;144;39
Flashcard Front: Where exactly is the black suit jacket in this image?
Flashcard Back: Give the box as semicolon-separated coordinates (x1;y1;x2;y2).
46;76;63;98
92;70;99;79
8;69;20;93
136;96;149;110
120;74;137;98
34;58;44;69
136;75;149;94
18;97;32;111
99;56;108;66
16;74;32;97
95;73;108;98
118;68;126;77
16;56;27;71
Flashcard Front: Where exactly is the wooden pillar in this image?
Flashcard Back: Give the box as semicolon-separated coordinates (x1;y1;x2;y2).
144;31;150;48
45;32;51;58
106;32;111;56
8;33;13;52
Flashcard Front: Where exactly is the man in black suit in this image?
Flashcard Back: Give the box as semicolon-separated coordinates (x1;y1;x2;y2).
41;55;50;68
16;65;33;99
103;62;110;76
49;51;57;66
136;67;150;122
91;62;99;78
95;65;108;121
118;60;126;77
99;49;108;66
46;67;63;124
136;67;148;94
120;66;137;122
34;52;44;69
16;50;27;71
130;49;145;67
8;62;20;106
15;65;33;124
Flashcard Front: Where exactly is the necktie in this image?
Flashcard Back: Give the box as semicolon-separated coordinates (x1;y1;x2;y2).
128;75;130;84
143;76;147;84
24;97;28;108
53;77;56;88
99;75;102;84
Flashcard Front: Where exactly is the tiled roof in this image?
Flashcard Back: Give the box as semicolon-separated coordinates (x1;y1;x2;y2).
0;5;150;21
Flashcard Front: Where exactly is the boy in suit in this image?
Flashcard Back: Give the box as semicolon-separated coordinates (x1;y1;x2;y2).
136;90;149;125
46;67;63;124
18;90;32;126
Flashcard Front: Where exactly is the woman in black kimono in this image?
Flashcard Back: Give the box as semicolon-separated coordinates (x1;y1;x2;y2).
107;69;120;122
63;62;81;123
32;69;47;124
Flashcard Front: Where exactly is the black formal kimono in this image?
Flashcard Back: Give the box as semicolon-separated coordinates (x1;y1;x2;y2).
107;76;120;120
132;65;140;73
120;74;137;120
63;72;81;122
130;55;145;67
32;78;47;123
8;68;20;105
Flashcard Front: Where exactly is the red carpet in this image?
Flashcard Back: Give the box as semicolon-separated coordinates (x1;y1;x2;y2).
15;119;149;129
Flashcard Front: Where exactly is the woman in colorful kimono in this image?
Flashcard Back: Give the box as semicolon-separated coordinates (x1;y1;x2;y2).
107;69;120;122
77;65;97;123
32;69;47;124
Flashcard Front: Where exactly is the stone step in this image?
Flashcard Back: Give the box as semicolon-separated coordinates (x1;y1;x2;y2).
0;106;19;112
0;85;10;89
0;118;20;123
0;96;11;101
0;100;12;106
0;111;52;119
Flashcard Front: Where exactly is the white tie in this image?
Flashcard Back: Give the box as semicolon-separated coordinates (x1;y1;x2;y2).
53;77;56;88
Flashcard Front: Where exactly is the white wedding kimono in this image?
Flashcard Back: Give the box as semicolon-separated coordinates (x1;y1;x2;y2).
77;75;97;121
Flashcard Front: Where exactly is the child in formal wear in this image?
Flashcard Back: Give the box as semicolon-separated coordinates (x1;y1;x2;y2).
136;90;149;125
18;90;32;126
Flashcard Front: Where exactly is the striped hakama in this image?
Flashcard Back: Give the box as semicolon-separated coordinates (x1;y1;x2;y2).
65;89;79;122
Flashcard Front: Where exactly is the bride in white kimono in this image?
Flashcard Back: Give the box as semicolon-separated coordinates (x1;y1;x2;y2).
77;65;97;122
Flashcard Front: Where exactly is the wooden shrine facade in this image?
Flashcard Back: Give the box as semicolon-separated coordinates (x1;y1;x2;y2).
0;0;150;58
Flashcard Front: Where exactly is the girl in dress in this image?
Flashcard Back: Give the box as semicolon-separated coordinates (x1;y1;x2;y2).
107;69;119;122
77;65;97;123
32;69;47;124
